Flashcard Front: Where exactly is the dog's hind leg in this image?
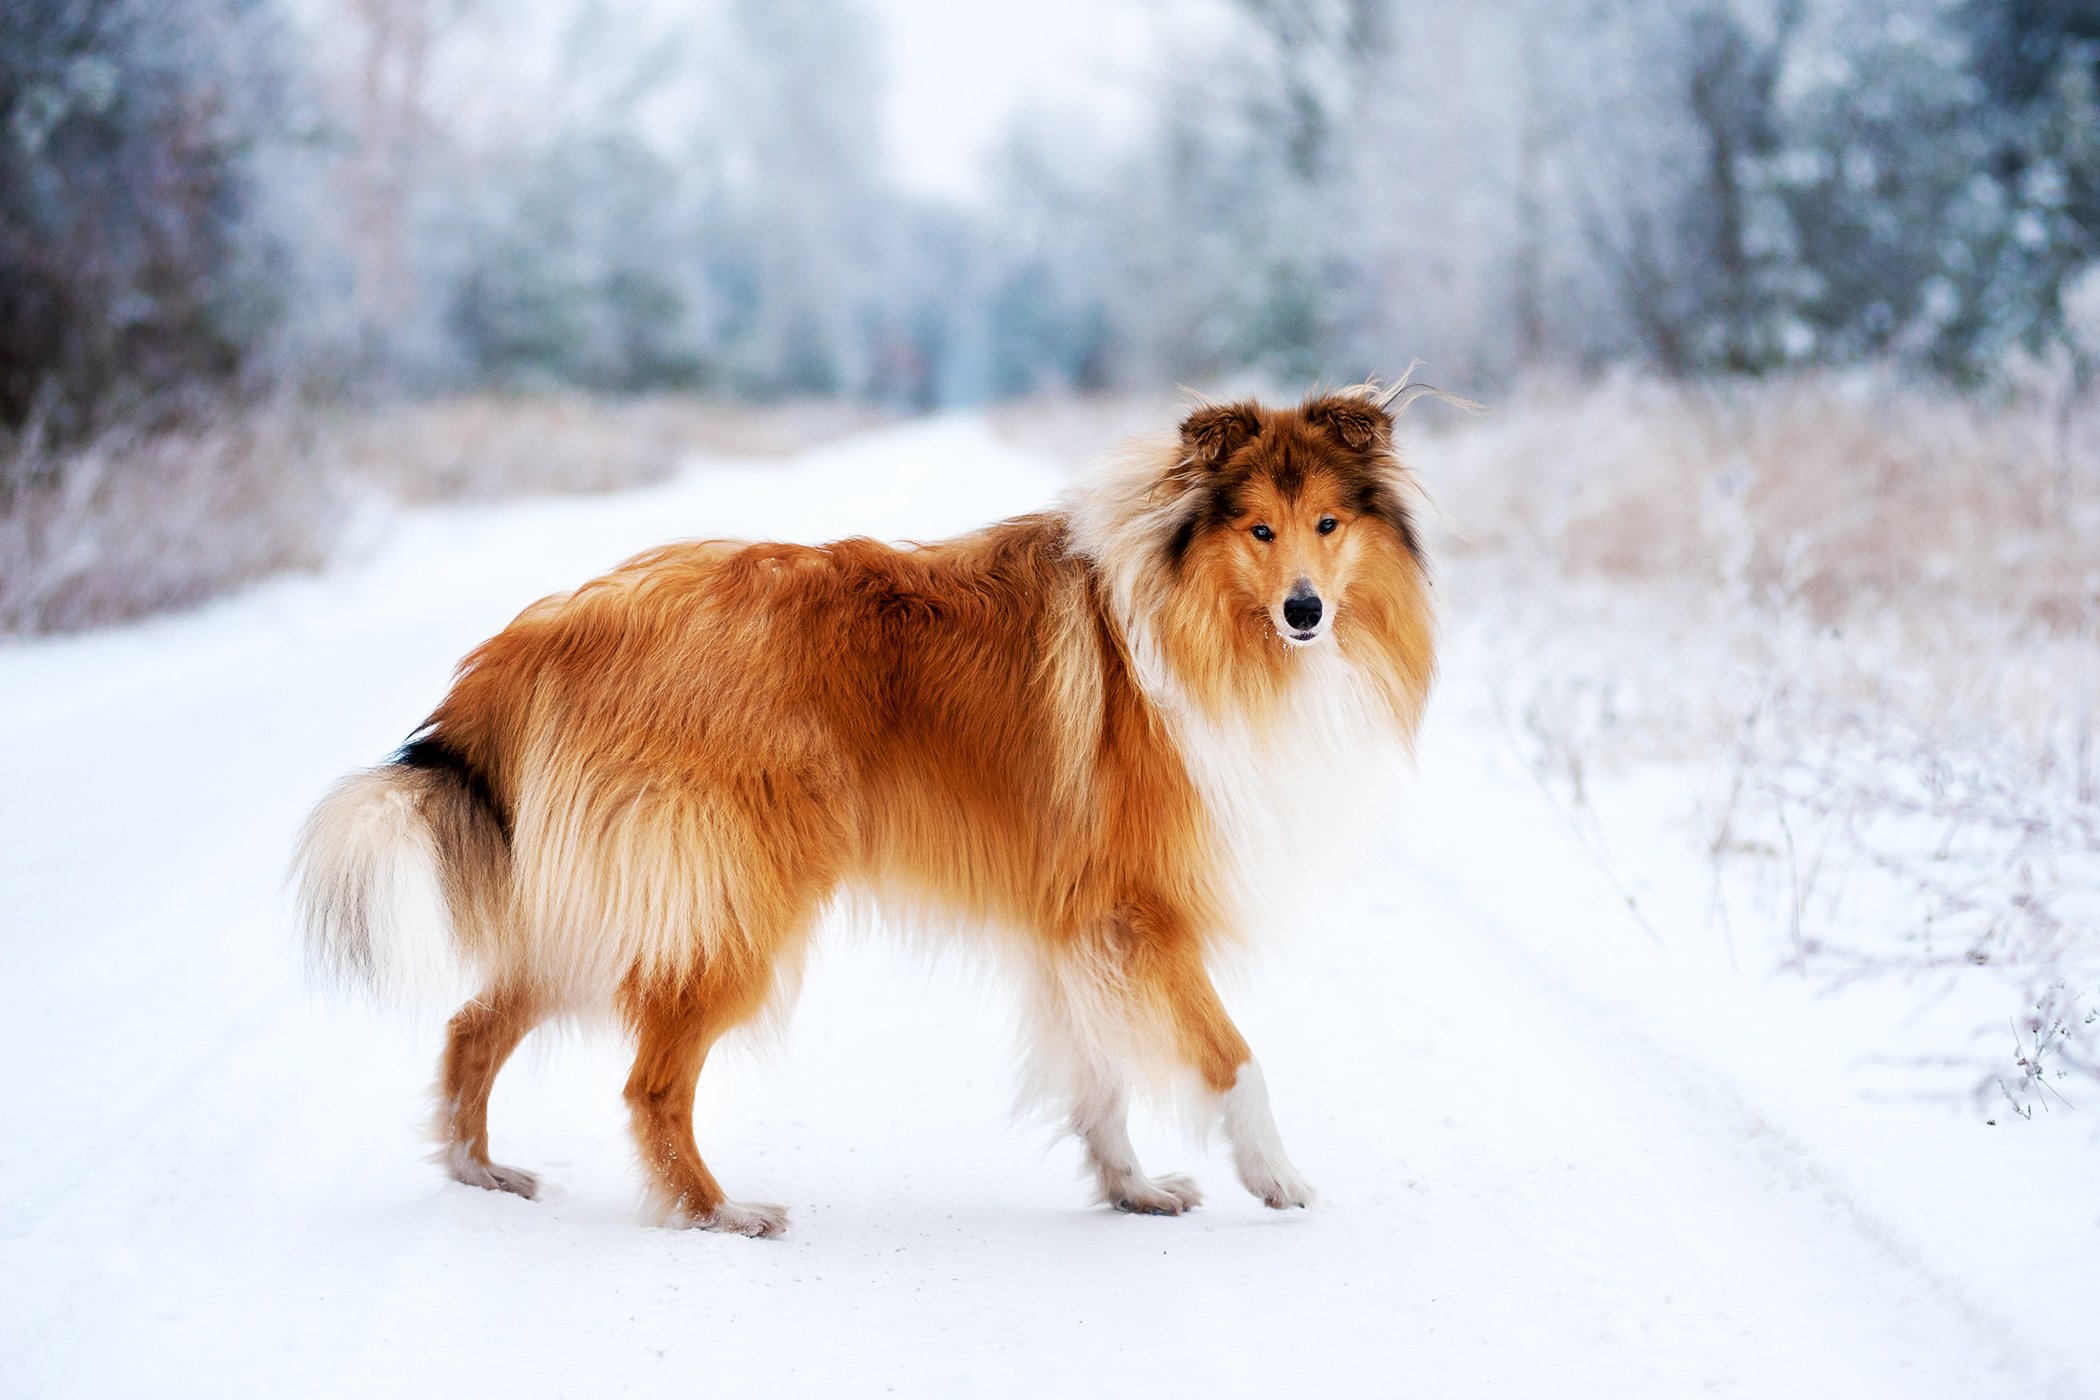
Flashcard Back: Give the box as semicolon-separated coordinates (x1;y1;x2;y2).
435;983;544;1198
621;967;787;1237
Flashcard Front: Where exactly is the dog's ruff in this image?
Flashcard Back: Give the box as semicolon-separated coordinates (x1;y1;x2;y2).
291;385;1437;1234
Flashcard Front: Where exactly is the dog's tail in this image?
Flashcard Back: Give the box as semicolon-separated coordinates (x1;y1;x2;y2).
291;738;506;1006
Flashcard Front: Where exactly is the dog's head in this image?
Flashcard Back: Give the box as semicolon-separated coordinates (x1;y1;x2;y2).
1164;389;1422;651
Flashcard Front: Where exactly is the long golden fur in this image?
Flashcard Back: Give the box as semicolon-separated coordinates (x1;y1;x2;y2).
293;385;1437;1235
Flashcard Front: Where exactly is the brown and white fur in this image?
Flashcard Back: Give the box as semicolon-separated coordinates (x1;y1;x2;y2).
292;384;1437;1236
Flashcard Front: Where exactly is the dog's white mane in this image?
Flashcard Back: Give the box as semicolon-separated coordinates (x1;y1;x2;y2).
1059;423;1408;941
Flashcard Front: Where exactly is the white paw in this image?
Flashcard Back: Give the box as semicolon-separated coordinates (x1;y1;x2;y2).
443;1145;540;1199
1106;1171;1204;1216
690;1200;790;1238
1242;1166;1314;1210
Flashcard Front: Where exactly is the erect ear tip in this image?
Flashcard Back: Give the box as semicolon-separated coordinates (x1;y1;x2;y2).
1179;401;1262;467
1305;395;1391;450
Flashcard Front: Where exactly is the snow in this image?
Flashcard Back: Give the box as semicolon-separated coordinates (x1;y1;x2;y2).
2;415;2095;1398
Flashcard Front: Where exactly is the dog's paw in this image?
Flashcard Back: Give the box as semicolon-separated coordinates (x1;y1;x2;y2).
1109;1172;1203;1216
1243;1167;1315;1210
689;1200;791;1238
443;1146;541;1200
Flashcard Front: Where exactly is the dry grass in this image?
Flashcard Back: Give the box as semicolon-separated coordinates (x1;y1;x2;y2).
1410;368;2100;1108
0;394;889;635
0;411;341;634
1425;369;2100;645
331;394;888;504
987;393;1181;471
1418;370;2100;770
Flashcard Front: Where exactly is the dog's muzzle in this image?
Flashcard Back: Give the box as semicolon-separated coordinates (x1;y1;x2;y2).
1281;585;1324;644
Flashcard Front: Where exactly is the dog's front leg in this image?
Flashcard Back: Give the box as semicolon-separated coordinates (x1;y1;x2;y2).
1214;1056;1313;1209
1071;1072;1205;1215
1031;955;1206;1215
1146;942;1315;1210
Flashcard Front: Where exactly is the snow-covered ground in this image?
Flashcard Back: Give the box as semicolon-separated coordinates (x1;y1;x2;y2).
2;416;2094;1398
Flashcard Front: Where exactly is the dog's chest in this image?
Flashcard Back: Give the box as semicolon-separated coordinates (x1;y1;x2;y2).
1156;647;1402;934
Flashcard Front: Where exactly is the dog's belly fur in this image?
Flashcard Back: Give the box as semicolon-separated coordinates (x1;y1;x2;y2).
292;385;1436;1233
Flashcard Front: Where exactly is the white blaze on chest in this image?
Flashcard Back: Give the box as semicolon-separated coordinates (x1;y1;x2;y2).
1146;640;1405;936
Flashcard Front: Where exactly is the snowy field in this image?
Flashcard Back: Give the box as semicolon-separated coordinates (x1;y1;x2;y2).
2;416;2095;1398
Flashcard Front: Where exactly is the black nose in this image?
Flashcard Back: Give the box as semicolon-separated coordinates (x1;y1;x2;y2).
1283;590;1322;631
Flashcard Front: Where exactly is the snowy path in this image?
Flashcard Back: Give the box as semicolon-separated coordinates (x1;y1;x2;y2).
2;417;2092;1398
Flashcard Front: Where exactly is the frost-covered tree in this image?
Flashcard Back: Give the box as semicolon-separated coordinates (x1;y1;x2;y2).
1765;0;2016;369
10;0;2099;421
1964;0;2100;353
0;0;290;444
699;0;888;397
448;131;694;390
441;4;697;390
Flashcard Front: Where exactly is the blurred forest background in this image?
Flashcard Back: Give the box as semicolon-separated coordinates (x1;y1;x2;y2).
7;0;2098;419
2;0;2096;1101
3;0;2098;631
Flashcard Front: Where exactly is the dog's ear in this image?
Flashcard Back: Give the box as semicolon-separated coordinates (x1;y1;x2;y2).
1179;403;1262;469
1304;397;1391;452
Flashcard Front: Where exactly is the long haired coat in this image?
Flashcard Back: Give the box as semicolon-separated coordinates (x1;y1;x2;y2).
294;385;1436;1235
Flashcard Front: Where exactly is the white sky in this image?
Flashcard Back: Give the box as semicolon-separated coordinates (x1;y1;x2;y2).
294;0;1194;208
870;0;1172;204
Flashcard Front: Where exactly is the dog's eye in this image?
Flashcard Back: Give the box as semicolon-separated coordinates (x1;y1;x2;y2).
1317;516;1338;535
1251;524;1274;542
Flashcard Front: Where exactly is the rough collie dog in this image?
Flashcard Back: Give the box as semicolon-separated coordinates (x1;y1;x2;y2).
293;384;1436;1236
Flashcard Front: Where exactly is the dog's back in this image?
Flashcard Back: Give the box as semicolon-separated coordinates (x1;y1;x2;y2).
292;386;1436;1235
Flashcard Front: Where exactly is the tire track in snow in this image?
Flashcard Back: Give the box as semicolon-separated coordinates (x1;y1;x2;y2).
4;415;2089;1398
1347;818;2085;1397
